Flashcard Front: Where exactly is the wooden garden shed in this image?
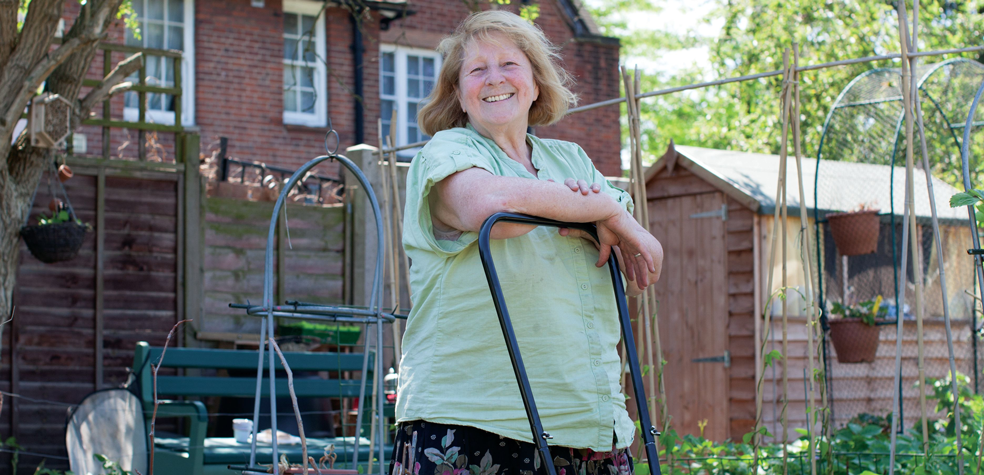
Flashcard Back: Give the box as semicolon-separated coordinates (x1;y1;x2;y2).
643;142;977;443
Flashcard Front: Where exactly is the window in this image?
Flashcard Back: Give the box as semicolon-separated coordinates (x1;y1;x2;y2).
380;46;441;150
282;0;327;127
124;0;195;126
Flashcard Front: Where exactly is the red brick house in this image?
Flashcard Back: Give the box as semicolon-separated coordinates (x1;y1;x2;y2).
72;0;623;176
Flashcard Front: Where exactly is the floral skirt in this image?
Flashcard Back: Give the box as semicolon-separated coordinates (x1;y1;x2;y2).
388;420;634;475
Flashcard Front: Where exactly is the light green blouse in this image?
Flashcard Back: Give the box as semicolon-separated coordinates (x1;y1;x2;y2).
398;125;635;451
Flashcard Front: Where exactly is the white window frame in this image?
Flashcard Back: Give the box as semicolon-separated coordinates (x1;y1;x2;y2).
282;0;327;127
379;44;441;151
123;0;196;126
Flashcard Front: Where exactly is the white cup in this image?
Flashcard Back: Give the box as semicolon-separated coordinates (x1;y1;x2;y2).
232;418;253;443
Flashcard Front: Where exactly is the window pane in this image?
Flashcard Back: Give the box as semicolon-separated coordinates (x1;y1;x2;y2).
164;94;175;112
167;0;183;22
133;0;144;18
148;92;161;110
407;78;419;98
125;91;138;109
147;23;165;49
423;57;435;77
167;25;183;50
382;52;394;72
283;66;296;88
301;14;315;34
382;75;394;96
283;40;296;60
164;60;174;85
284;14;297;36
301;91;316;112
146;56;162;84
423;80;434;97
408;125;419;143
380;100;394;127
407;55;419;76
125;22;141;46
147;0;164;20
284;90;297;112
300;66;314;89
302;41;316;63
408;102;417;122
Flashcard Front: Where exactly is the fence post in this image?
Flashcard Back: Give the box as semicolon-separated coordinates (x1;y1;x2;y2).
344;144;381;309
183;133;204;339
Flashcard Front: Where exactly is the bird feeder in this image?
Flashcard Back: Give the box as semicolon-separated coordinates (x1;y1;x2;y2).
29;93;72;148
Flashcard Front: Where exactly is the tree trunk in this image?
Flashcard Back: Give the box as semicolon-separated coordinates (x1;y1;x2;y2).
0;146;49;321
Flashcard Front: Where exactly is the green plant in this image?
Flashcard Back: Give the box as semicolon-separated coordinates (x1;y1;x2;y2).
829;295;887;326
36;209;83;226
949;190;984;224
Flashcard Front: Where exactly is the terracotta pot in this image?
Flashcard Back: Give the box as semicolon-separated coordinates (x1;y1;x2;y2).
828;318;881;363
58;164;73;183
48;198;63;212
826;210;880;256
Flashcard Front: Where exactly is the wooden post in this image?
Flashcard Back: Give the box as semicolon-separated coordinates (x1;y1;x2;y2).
344;144;382;309
95;165;106;389
183;134;203;338
102;49;111;160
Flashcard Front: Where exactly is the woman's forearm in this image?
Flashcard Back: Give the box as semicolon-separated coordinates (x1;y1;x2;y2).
432;168;623;236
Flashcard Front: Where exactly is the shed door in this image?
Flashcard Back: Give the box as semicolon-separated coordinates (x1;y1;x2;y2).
649;191;729;441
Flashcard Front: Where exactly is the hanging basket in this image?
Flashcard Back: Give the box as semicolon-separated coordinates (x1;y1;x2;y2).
19;222;89;264
826;210;880;256
828;318;881;363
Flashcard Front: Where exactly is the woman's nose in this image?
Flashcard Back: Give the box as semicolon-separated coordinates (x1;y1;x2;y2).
485;66;505;85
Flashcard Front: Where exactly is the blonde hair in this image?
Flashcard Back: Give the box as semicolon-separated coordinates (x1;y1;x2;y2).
417;10;577;136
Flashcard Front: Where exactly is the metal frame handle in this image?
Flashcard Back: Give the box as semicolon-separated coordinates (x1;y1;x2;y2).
477;212;662;475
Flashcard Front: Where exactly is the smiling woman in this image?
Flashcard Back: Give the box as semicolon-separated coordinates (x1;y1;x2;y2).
391;11;663;475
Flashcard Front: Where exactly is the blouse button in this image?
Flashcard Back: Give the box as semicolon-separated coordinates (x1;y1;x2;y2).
602;395;610;402
586;322;594;329
452;150;461;155
580;284;588;290
593;359;602;367
574;247;581;253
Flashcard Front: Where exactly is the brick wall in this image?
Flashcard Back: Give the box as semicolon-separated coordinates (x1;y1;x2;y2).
69;0;621;177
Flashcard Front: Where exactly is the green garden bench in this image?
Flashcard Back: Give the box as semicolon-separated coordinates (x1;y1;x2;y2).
133;341;384;475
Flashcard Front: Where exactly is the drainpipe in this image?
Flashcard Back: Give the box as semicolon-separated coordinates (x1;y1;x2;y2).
352;10;364;144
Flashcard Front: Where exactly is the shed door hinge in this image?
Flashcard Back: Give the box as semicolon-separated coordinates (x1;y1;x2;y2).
689;204;727;221
691;350;730;368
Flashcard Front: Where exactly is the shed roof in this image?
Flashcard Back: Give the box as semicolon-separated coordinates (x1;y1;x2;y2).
645;143;969;225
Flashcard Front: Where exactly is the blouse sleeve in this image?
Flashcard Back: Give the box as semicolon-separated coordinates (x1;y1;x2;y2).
403;132;498;256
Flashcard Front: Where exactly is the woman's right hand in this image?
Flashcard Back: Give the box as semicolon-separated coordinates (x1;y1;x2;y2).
595;210;663;288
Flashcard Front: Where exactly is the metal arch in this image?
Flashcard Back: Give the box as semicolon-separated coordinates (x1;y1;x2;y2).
959;79;984;336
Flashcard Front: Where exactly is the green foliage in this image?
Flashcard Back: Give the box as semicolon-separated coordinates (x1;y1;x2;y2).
519;4;540;23
949;190;984;224
639;373;982;474
589;0;984;188
763;349;783;368
37;210;79;226
830;295;887;325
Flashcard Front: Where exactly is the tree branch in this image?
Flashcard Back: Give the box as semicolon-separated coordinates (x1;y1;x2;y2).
0;0;63;112
76;52;142;126
0;0;17;69
0;35;93;149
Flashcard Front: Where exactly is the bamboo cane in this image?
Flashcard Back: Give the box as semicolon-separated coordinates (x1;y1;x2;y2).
753;55;792;472
632;66;660;434
908;1;965;469
618;66;635;394
779;48;792;475
378;119;401;373
791;44;820;475
889;4;916;473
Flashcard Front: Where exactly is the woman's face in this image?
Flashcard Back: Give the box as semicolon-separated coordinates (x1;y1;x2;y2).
457;32;540;138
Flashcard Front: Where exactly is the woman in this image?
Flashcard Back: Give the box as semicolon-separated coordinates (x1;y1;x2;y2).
392;10;663;475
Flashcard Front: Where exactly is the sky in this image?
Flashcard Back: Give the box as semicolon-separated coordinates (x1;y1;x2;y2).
593;0;724;77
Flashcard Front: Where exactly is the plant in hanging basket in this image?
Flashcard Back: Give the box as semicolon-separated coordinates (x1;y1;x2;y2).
19;208;90;264
826;203;881;256
827;296;888;363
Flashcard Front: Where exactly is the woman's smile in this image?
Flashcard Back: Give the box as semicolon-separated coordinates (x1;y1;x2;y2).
457;31;539;138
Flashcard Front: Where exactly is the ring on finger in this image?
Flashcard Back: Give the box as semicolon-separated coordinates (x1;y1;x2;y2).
633;253;642;258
